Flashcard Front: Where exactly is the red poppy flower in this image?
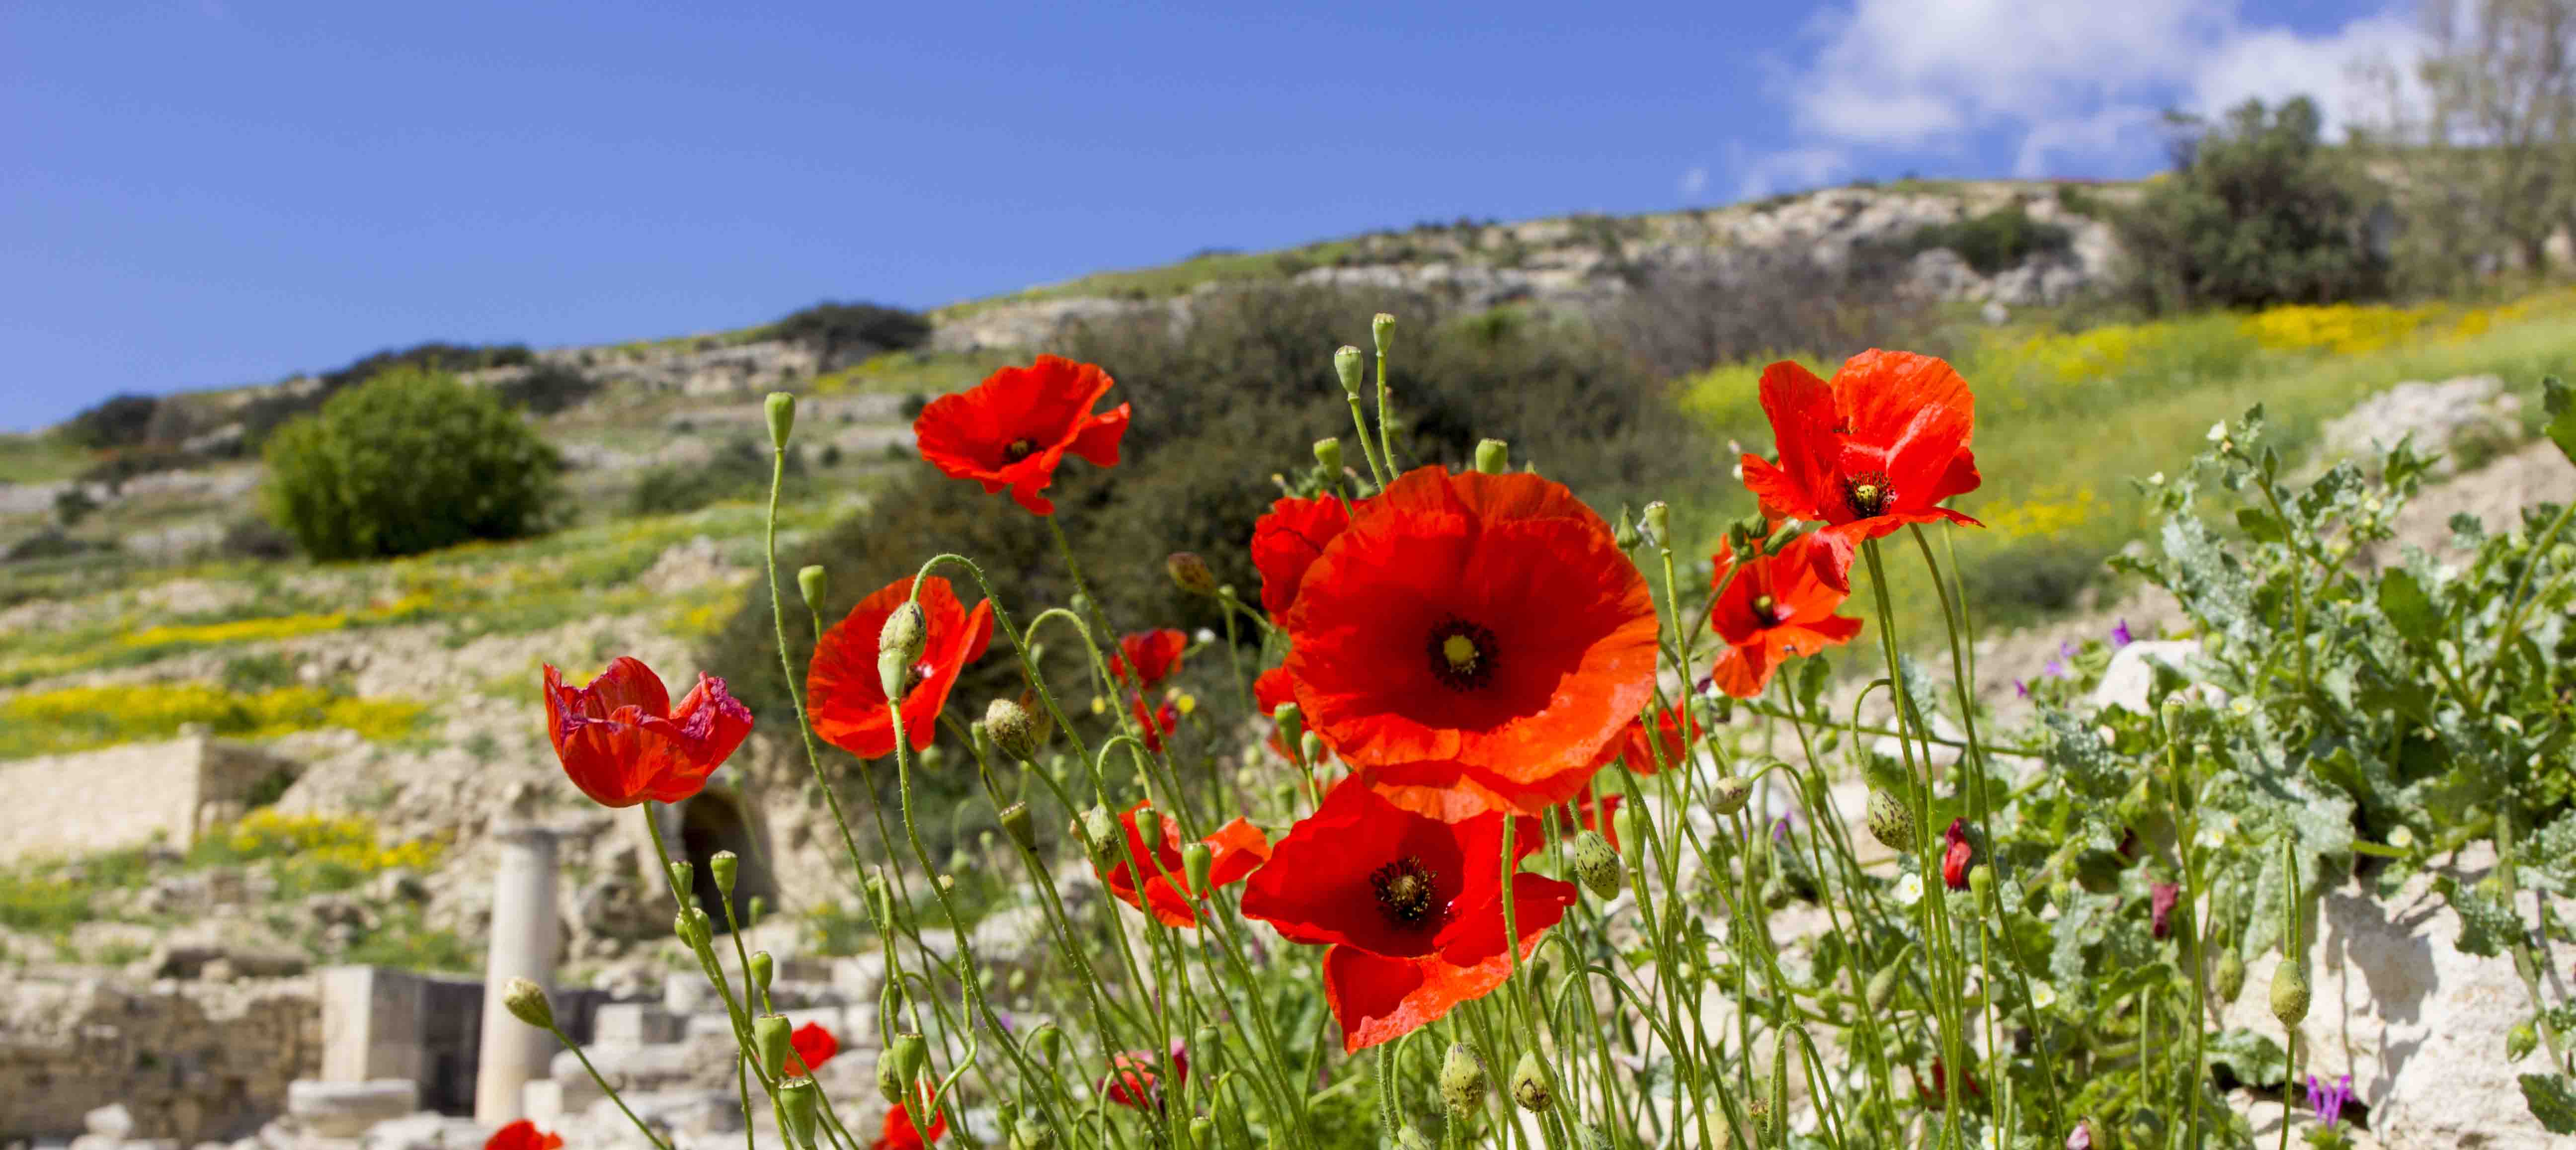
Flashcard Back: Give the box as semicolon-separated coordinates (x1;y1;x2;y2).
1575;790;1623;851
809;576;995;760
1240;777;1577;1052
1941;819;1975;891
1127;694;1180;753
1738;351;1983;589
913;355;1131;515
1707;534;1863;699
1096;801;1271;927
485;1121;563;1150
542;657;752;808
1281;467;1659;818
2150;882;2181;940
784;1020;839;1076
871;1102;946;1150
1102;1041;1190;1109
1592;701;1701;775
1251;493;1354;618
1110;629;1189;690
1918;1056;1985;1109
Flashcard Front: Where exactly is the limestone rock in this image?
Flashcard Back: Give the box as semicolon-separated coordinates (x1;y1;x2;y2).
2085;639;2225;717
2319;375;2523;478
283;1080;415;1139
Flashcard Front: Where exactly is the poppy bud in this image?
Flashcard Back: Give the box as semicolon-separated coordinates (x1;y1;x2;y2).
1866;788;1914;852
1725;521;1753;556
1189;1118;1214;1146
1967;863;1994;906
1182;841;1214;896
879;601;927;698
1013;1124;1057;1150
2270;960;2310;1027
1709;775;1753;817
711;850;738;897
987;696;1044;760
778;1079;821;1150
1640;501;1671;549
1509;1051;1552;1112
1313;437;1344;476
2213;947;2245;1003
765;391;797;449
753;1013;793;1078
1612;803;1647;859
750;950;774;995
668;860;694;896
1030;1021;1064;1063
890;1029;929;1085
1000;802;1036;852
1272;699;1302;741
797;564;829;613
1735;510;1771;548
2508;1020;2538;1062
1614;507;1641;551
1300;731;1323;763
1865;961;1901;1012
1166;552;1219;596
1372;312;1396;357
674;907;711;950
1474;438;1509;475
1333;345;1366;397
501;977;553;1030
745;895;766;930
1439;1043;1487;1117
1570;830;1621;899
876;1049;905;1103
1077;806;1120;861
864;869;893;928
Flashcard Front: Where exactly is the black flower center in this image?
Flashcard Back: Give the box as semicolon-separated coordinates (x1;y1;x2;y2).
1842;470;1895;519
1370;856;1444;928
1426;618;1498;691
1003;438;1038;463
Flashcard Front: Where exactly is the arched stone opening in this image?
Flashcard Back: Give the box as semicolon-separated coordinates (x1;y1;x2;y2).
676;789;776;934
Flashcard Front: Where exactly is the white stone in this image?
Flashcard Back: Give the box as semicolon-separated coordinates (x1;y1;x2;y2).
591;1002;681;1048
2085;640;2215;717
83;1104;136;1139
284;1079;417;1139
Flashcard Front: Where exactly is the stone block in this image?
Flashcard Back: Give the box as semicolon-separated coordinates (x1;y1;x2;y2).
285;1079;417;1139
591;1002;681;1048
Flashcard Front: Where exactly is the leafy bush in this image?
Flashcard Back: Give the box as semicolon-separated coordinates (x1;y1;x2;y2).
1908;203;2073;275
768;301;933;371
61;393;161;449
626;437;805;517
261;365;563;559
2116;97;2391;312
492;363;600;415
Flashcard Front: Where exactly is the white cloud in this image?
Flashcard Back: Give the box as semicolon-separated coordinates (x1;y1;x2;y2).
1735;147;1850;199
1680;166;1710;200
1772;1;2431;175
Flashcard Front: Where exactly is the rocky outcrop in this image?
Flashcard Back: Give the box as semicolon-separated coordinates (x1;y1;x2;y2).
0;975;321;1141
2318;375;2525;478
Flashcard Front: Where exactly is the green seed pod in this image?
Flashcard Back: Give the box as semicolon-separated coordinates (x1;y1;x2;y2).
1709;775;1754;817
778;1079;821;1149
1029;1021;1064;1062
1509;1051;1552;1112
2508;1019;2539;1061
764;391;797;449
1865;961;1901;1012
1193;1024;1221;1071
1761;876;1792;910
1639;501;1671;550
1570;830;1622;900
1474;438;1509;475
1615;507;1641;551
1182;841;1214;896
1299;731;1324;763
710;850;739;897
1866;788;1915;853
1372;312;1396;357
673;908;711;950
1966;862;1994;906
1078;806;1121;860
890;1030;928;1085
878;601;927;697
1333;345;1366;397
985;697;1041;761
876;1049;905;1104
1165;552;1219;596
2214;948;2246;1004
1313;437;1344;476
1439;1042;1487;1117
999;801;1036;852
745;895;765;930
2270;960;2311;1028
500;977;553;1030
1012;1123;1057;1150
1189;1118;1214;1146
753;1013;793;1078
668;860;694;896
797;564;829;613
749;951;774;995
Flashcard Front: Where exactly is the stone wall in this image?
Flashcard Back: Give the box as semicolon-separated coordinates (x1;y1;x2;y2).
0;975;320;1141
0;731;300;862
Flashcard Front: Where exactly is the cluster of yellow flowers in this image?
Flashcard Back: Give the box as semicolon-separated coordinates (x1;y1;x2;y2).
0;682;424;758
1980;486;2107;541
1983;322;2172;386
2240;303;2446;356
215;809;445;874
121;611;348;649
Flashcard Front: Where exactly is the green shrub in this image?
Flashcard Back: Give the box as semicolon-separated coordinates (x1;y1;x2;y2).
768;301;932;370
1908;203;2073;275
626;438;804;517
2116;97;2390;312
62;393;161;449
492;363;600;415
260;366;563;560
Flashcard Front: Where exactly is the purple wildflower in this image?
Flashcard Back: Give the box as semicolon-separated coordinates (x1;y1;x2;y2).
2015;679;2031;699
2306;1073;2353;1128
2064;1120;2093;1150
2042;657;2067;679
2111;618;2134;648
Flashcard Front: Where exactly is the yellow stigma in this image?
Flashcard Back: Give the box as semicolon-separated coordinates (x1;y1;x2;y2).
1852;484;1880;507
1753;594;1778;622
1442;633;1480;672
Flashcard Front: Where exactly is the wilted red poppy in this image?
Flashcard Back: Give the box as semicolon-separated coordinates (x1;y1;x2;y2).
1941;819;1975;891
1575;789;1623;851
1110;629;1189;690
1102;1041;1190;1109
1918;1056;1985;1109
1251;493;1354;618
1097;801;1270;927
1707;534;1863;699
871;1101;946;1150
1240;777;1577;1052
1593;701;1701;775
1127;694;1180;753
913;355;1131;515
783;1020;839;1076
1738;351;1983;588
809;576;995;759
2150;882;2181;939
542;657;752;808
1280;467;1658;817
485;1120;563;1150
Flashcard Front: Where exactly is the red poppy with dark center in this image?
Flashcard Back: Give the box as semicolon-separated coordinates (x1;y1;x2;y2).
1241;776;1578;1052
1281;467;1658;818
913;355;1131;515
1592;701;1701;775
1707;534;1864;699
1096;801;1271;927
1127;694;1180;753
871;1101;946;1150
1110;629;1189;690
485;1120;563;1150
783;1020;838;1076
1941;819;1975;891
1575;790;1624;851
1738;350;1984;589
1102;1041;1190;1109
808;576;995;759
1251;493;1355;618
542;657;753;808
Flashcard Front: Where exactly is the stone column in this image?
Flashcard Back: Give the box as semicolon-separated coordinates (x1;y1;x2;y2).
475;824;561;1122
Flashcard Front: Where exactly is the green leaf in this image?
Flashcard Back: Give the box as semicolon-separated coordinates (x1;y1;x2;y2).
2544;376;2576;468
2043;710;2132;802
2235;506;2286;542
2521;1072;2576;1134
2438;876;2526;959
2376;568;2440;644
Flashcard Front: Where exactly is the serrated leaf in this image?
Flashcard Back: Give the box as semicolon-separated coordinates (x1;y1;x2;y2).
2377;568;2440;644
2235;506;2286;542
2544;377;2576;468
2043;709;2131;801
2521;1072;2576;1134
2441;876;2526;958
2205;1028;2288;1088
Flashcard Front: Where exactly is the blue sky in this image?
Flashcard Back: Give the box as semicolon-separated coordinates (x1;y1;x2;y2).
2;1;2418;430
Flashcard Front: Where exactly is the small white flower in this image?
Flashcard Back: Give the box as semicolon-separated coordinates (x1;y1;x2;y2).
2229;698;2254;717
2206;420;2228;443
1894;873;1925;906
2030;981;2059;1010
2388;825;2416;849
1982;1127;2009;1150
1194;627;1218;644
2147;471;2165;485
